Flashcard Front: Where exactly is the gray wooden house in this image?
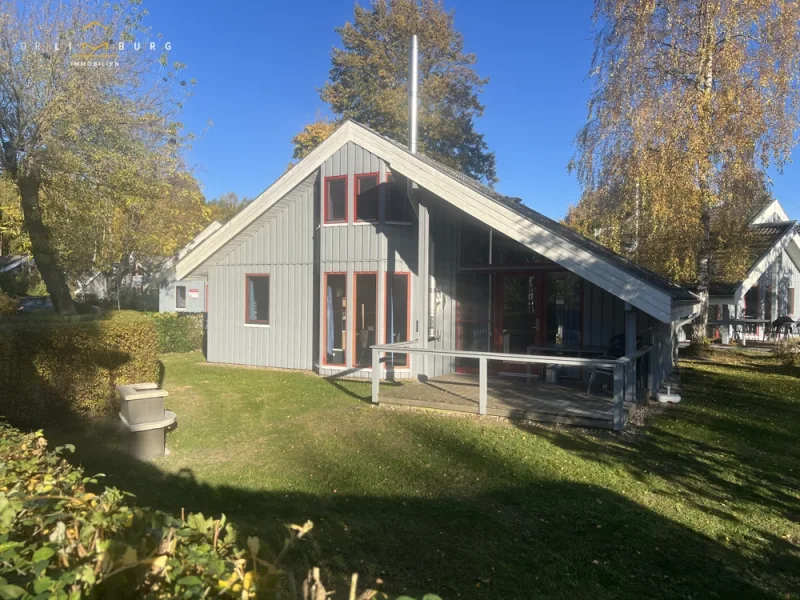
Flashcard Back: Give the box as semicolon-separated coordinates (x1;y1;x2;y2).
149;221;221;313
705;199;800;343
176;119;700;428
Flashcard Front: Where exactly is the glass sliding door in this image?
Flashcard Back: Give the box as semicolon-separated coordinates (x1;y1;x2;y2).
385;272;410;367
494;273;542;373
456;272;492;372
546;272;583;346
324;274;347;366
354;273;378;367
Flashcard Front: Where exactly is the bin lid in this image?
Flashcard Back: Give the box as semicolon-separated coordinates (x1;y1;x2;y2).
116;383;169;401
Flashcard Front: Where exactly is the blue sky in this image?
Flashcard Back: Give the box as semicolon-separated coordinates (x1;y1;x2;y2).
146;0;798;221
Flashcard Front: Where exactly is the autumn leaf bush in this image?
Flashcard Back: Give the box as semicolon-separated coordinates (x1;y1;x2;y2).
0;423;438;599
0;311;158;424
147;312;204;354
0;292;17;316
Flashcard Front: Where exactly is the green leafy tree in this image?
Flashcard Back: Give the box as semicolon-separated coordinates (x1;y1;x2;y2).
207;191;250;223
293;0;496;184
0;0;196;313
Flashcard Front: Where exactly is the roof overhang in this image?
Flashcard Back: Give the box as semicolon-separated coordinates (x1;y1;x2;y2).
178;121;690;323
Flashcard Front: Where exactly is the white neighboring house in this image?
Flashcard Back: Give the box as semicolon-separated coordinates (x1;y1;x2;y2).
704;199;800;342
147;221;222;313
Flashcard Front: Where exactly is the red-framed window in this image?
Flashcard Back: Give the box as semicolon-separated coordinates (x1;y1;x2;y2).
353;272;378;367
385;272;411;368
385;171;413;224
245;274;270;325
355;172;380;222
324;175;348;224
324;273;347;365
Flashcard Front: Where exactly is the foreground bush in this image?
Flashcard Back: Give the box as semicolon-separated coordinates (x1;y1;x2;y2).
147;312;204;353
0;312;159;424
0;292;18;316
0;423;437;599
772;339;800;366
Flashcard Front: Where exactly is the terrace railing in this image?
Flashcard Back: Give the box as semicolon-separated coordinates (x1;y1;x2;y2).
370;341;653;431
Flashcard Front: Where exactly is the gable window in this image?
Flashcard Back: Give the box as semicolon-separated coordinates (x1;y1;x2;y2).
789;288;796;316
245;274;270;325
386;172;412;224
176;285;186;309
355;173;379;222
324;176;347;223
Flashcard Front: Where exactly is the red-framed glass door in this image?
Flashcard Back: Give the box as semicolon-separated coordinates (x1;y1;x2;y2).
493;272;544;373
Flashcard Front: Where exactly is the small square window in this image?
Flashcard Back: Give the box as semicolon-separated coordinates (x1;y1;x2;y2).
355;173;379;222
246;275;270;324
176;286;186;309
325;177;347;223
386;172;412;223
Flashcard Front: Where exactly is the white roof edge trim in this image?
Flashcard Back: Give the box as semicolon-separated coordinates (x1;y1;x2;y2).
752;199;789;224
734;228;797;305
671;302;702;322
347;125;675;322
176;122;355;279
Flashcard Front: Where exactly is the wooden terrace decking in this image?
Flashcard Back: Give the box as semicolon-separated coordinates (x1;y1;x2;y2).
378;373;637;430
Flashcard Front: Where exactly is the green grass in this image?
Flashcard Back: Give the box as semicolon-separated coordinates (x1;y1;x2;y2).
46;351;800;599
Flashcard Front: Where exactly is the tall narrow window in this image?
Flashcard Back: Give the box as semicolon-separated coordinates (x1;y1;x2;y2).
176;285;187;309
245;274;270;324
324;176;347;223
325;274;347;365
385;272;410;367
354;273;378;367
355;173;379;222
744;286;758;318
788;288;796;316
385;172;412;223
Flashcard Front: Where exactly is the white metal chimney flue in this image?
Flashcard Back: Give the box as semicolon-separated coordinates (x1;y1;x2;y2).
408;34;419;154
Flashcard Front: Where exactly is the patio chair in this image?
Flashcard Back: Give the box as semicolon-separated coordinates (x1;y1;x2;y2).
586;334;625;394
772;316;796;339
586;334;642;394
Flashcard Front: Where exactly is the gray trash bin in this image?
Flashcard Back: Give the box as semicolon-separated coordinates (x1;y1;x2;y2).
116;383;177;461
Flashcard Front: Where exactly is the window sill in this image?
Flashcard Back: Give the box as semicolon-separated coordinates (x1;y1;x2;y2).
354;220;378;226
323;222;348;227
244;323;270;328
385;221;411;226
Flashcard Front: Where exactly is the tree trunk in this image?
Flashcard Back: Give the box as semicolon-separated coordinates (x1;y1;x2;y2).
17;175;76;314
691;0;717;343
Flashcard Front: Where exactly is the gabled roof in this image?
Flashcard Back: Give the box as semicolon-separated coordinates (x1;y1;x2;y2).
147;221;222;286
177;120;698;322
0;255;32;273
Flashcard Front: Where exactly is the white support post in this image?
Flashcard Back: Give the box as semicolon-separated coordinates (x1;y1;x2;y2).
612;362;625;431
371;349;380;404
624;306;637;402
416;198;430;379
478;357;487;415
721;304;731;345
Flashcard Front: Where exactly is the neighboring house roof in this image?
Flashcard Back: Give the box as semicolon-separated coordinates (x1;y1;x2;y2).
706;219;800;301
145;221;222;289
177;120;698;322
0;255;32;274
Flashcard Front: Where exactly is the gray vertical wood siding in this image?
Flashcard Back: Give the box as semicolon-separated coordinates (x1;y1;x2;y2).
159;278;206;313
207;181;316;369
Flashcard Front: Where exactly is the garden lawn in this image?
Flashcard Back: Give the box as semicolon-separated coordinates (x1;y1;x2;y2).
47;351;800;599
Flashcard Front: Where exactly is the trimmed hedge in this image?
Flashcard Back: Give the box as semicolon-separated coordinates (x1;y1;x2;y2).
147;312;204;354
0;312;159;424
0;423;438;599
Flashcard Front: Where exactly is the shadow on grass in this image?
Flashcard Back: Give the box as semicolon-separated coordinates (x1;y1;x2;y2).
43;411;799;600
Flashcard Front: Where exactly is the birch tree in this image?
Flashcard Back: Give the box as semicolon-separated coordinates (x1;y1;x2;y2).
0;0;195;313
570;0;800;339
